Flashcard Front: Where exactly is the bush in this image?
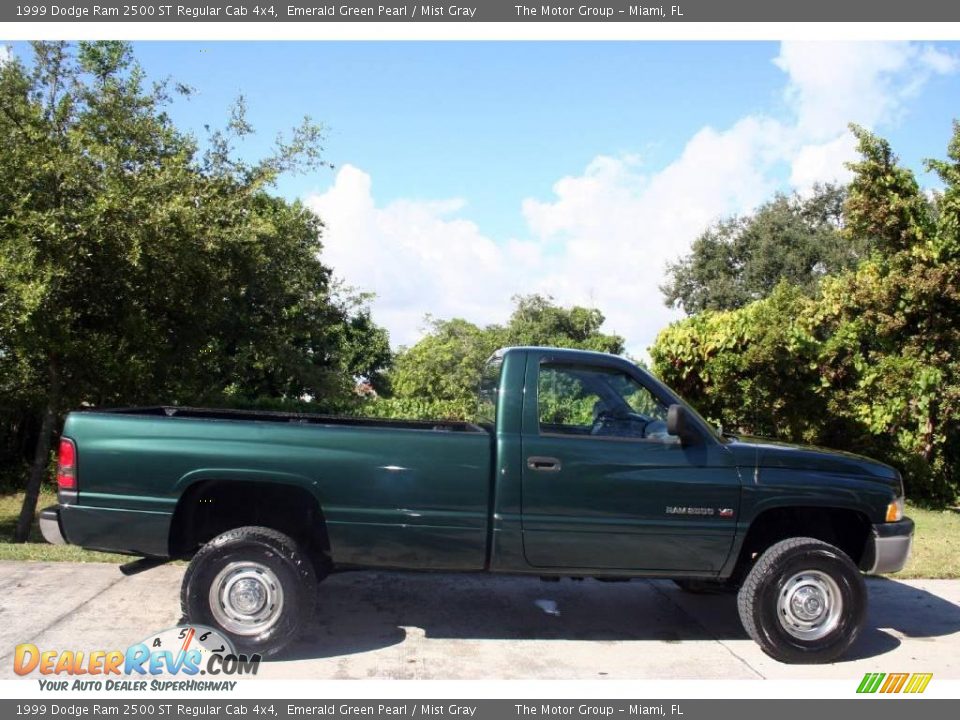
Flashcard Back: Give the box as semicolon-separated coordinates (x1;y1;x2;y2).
355;397;477;422
651;125;960;505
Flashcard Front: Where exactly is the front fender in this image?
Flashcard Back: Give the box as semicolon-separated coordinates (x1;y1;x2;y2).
740;467;895;525
717;468;896;578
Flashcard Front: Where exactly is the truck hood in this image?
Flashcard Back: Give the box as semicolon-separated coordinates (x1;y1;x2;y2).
725;434;902;489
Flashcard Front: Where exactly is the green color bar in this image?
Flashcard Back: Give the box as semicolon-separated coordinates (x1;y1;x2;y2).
857;673;885;693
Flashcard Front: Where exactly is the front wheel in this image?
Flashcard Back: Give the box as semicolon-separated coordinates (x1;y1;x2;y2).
737;537;866;664
180;526;318;657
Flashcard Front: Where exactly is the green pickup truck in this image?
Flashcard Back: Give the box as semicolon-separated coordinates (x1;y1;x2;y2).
40;346;914;664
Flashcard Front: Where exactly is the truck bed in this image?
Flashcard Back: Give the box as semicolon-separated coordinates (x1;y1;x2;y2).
93;406;487;434
59;407;494;567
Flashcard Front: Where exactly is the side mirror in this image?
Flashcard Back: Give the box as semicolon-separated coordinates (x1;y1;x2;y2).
667;404;697;444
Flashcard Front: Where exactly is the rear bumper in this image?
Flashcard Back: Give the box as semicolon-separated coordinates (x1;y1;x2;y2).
47;502;172;557
860;517;914;574
39;506;66;545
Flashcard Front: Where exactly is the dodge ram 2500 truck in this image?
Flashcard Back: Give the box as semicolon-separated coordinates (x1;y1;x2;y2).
40;346;914;663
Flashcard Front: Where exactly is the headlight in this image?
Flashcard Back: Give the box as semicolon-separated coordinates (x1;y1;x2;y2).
885;496;904;522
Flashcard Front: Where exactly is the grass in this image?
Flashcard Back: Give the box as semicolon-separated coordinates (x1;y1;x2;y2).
0;490;957;577
0;488;126;562
898;504;960;579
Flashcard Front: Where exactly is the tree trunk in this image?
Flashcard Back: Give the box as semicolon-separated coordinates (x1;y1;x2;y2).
15;361;60;543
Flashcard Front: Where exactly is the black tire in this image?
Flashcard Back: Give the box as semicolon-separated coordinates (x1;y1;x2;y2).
180;526;319;657
673;578;735;594
737;537;866;664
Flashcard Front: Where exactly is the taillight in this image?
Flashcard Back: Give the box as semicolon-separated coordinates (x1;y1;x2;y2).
57;438;77;490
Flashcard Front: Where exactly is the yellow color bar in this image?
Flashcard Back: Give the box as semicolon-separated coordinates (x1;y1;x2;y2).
904;673;933;693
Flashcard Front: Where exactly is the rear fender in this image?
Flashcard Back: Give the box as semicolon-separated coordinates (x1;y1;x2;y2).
174;468;322;501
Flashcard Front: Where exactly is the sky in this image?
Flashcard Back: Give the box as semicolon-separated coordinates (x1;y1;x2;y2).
9;40;960;355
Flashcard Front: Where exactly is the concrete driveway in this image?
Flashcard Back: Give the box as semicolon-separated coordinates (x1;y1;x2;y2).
1;560;958;680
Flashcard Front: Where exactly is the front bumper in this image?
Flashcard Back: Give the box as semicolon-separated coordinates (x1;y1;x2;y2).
860;517;914;574
39;505;66;545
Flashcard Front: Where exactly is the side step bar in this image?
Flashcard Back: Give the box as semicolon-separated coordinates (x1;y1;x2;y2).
119;557;169;576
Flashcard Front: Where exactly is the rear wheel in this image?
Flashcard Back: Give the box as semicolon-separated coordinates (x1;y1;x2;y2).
181;526;319;657
737;537;866;664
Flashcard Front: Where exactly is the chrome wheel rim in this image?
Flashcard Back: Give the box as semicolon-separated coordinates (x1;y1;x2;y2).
209;561;284;636
777;569;843;641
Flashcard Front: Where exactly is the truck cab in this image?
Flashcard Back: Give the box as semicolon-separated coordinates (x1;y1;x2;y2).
485;346;742;576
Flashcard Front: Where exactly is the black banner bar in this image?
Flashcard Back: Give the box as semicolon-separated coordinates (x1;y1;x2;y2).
4;0;960;23
0;700;955;720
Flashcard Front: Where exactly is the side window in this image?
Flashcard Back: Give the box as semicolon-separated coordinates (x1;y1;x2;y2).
537;363;670;440
538;366;599;433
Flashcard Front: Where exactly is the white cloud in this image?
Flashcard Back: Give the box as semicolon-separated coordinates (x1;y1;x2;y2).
777;43;909;140
306;42;958;357
919;45;960;75
307;165;525;347
520;117;786;351
789;134;859;190
774;42;957;140
0;46;11;66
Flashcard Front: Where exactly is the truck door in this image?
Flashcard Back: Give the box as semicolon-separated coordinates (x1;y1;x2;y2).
520;355;741;572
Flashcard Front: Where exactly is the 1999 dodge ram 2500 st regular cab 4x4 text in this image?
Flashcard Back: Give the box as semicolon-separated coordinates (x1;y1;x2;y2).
40;347;914;663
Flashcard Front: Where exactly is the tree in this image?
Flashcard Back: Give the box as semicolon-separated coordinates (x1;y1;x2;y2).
844;124;934;254
651;124;960;504
327;285;393;395
650;283;824;442
387;295;625;408
661;184;864;314
0;42;390;539
389;317;500;403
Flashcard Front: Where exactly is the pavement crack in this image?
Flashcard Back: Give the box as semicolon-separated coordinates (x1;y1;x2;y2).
0;569;129;665
647;579;766;679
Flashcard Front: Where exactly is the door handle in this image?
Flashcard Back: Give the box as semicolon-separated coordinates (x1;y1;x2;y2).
527;456;562;472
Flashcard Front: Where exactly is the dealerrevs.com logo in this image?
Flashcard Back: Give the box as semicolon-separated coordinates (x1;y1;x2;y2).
14;626;260;691
857;672;933;694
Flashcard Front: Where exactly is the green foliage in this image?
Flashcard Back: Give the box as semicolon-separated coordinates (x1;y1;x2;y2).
651;283;827;443
355;397;478;422
652;125;960;504
844;124;934;254
387;294;625;410
505;294;623;352
538;366;598;427
662;184;865;314
389;317;501;403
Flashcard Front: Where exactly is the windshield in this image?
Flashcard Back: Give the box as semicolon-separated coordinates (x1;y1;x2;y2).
477;354;503;425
